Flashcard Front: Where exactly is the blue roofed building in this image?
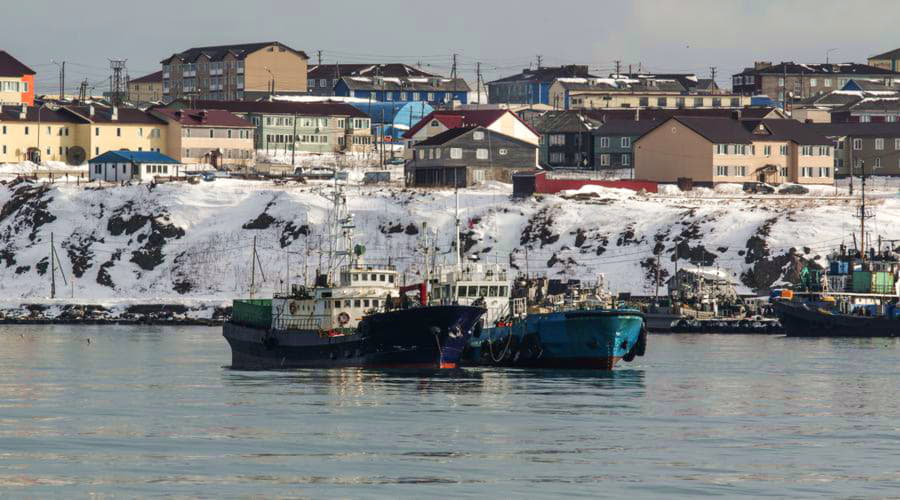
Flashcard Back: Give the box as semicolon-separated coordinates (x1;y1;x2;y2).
334;76;470;106
350;101;434;141
487;65;596;106
89;150;183;182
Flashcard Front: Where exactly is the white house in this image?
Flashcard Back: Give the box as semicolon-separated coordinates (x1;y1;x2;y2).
88;150;183;182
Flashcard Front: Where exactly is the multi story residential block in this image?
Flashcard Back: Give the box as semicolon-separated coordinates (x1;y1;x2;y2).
731;62;900;101
404;109;540;146
406;126;537;186
532;110;600;168
167;99;373;154
635;116;834;186
487;65;596;105
868;48;900;72
307;63;438;96
161;42;308;102
548;77;750;110
128;71;164;104
151;108;255;168
0;51;35;106
65;105;168;158
810;123;900;176
592;119;659;170
334;76;470;106
0;103;166;164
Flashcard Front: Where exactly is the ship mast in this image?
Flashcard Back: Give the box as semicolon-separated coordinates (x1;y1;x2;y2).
455;187;462;272
856;160;872;261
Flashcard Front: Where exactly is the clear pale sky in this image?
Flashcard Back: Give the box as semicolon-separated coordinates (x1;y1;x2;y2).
6;0;897;95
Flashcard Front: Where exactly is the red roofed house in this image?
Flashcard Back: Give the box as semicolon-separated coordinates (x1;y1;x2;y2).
0;51;35;106
402;109;539;158
151;108;255;168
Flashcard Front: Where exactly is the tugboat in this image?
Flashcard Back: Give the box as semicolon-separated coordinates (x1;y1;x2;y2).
773;161;900;337
222;185;485;369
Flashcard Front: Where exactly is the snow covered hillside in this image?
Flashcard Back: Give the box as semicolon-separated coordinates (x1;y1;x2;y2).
0;175;895;304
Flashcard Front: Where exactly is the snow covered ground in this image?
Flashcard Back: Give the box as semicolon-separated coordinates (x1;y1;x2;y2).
0;170;896;306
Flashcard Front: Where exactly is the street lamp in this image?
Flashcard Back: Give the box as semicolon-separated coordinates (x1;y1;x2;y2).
826;48;838;65
35;102;50;167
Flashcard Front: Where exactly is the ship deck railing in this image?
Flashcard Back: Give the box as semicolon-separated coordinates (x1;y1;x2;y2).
273;316;326;331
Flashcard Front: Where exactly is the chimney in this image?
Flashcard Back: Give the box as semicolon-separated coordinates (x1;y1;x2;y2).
89;104;95;118
754;61;773;71
111;106;118;121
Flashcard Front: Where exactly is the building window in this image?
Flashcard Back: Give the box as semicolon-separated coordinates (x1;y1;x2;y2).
780;167;788;177
427;92;435;101
801;167;814;177
875;138;884;150
853;138;862;150
620;137;631;148
779;145;788;155
763;145;772;156
498;148;508;156
824;78;832;87
476;148;488;160
600;154;610;166
657;97;667;107
810;78;817;87
95;127;100;136
400;92;408;100
694;97;704;107
735;165;747;176
639;97;649;107
875;157;882;169
550;152;565;163
676;97;685;108
549;134;565;146
473;131;485;141
819;167;831;177
716;165;728;176
600;137;609;148
450;148;462;159
730;98;739;107
621;154;629;166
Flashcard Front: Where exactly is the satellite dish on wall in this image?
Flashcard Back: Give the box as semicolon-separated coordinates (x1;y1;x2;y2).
67;146;86;165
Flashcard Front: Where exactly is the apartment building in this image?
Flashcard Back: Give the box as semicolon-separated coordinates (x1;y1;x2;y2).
732;62;900;101
151;108;255;167
169;99;374;153
635;116;833;185
161;42;308;102
810;122;900;176
128;71;164;104
307;63;438;96
0;51;35;106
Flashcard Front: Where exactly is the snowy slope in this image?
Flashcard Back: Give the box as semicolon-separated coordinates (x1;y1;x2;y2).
0;176;896;304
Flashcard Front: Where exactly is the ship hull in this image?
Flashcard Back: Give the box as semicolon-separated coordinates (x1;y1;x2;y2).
224;305;485;370
773;299;900;337
463;309;646;370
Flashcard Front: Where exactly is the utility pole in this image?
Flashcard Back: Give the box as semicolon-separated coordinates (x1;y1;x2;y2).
782;62;787;112
317;50;323;66
476;62;481;106
250;235;257;298
709;66;717;87
78;80;88;102
450;53;458;110
291;113;298;167
50;232;56;299
615;60;621;76
536;55;543;69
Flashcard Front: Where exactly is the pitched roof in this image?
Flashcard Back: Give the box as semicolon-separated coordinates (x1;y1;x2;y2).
0;51;35;77
308;63;439;80
843;97;900;112
742;119;831;145
89;150;179;164
561;78;686;94
63;105;167;124
796;91;864;108
532;110;601;133
130;71;163;84
594;119;661;136
402;109;525;139
668;116;753;144
339;76;470;92
808;122;900;137
183;99;369;117
162;42;307;64
620;73;704;91
736;62;900;76
0;105;84;123
412;125;538;149
489;65;596;84
152;108;253;127
870;48;900;60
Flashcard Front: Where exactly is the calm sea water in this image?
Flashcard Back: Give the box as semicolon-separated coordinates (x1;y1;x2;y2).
1;325;900;498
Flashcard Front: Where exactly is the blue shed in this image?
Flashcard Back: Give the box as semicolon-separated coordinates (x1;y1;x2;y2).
350;101;434;140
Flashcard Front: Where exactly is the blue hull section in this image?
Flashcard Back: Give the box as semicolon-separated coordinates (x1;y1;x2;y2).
463;309;646;369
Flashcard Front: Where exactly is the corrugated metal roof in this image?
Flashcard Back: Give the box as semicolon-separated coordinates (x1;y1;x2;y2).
89;150;179;164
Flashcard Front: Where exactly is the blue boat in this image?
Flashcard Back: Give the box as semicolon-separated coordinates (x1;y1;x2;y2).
464;308;646;369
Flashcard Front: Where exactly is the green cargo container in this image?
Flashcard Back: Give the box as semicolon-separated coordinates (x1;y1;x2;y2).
852;271;895;294
232;299;273;329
